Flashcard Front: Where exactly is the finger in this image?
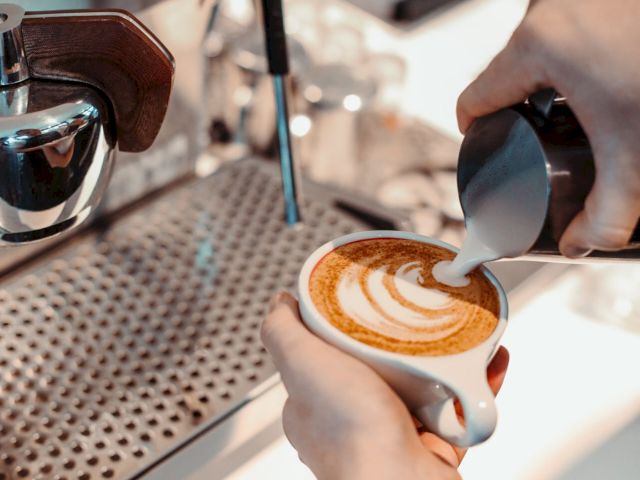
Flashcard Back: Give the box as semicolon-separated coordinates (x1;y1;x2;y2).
261;292;316;382
526;0;542;12
487;346;510;394
456;26;547;133
261;292;348;391
419;433;461;468
559;175;640;257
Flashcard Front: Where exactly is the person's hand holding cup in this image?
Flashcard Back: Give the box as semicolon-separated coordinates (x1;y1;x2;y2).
262;231;510;479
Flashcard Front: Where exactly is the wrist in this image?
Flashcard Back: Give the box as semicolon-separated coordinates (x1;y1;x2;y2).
333;434;458;480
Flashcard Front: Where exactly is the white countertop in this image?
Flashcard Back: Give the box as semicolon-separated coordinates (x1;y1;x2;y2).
461;264;640;479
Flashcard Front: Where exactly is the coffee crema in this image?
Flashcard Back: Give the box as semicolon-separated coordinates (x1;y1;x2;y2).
309;238;500;356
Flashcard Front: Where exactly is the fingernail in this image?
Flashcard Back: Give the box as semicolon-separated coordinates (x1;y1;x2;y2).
269;292;288;313
563;245;592;258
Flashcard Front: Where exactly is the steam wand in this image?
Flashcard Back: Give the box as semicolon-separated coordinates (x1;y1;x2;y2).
260;0;302;225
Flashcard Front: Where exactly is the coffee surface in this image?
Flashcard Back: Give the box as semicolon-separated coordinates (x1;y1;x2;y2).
309;238;500;356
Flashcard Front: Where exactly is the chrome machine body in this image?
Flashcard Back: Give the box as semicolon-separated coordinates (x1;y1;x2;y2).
0;4;114;244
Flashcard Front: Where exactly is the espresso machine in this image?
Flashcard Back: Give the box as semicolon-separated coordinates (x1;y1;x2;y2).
0;1;410;478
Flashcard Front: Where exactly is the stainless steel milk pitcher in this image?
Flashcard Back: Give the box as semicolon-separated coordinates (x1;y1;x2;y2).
457;89;640;261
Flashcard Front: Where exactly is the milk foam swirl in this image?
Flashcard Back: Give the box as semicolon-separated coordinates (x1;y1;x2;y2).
337;261;466;342
309;239;500;356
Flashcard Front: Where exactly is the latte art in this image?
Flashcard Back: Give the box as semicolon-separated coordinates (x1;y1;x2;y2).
338;260;467;342
310;239;500;356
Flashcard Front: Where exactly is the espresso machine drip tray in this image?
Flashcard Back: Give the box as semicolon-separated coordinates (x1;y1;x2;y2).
0;159;396;479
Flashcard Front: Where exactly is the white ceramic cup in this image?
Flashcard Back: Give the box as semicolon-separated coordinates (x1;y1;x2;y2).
298;230;508;447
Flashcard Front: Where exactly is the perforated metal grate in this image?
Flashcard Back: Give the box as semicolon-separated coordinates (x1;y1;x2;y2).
0;159;374;479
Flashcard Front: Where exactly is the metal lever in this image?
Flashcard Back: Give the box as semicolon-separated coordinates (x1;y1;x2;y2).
20;8;174;153
261;0;301;225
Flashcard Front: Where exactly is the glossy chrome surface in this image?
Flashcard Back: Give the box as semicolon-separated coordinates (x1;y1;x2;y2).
0;80;116;244
0;3;117;245
0;3;29;86
0;80;27;115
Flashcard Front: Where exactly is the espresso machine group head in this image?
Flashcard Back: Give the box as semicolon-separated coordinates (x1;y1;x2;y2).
0;3;174;245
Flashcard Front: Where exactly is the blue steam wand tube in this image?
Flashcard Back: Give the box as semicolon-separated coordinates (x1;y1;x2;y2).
260;0;302;225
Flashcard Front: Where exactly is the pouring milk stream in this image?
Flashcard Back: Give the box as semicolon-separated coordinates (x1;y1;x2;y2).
432;120;550;286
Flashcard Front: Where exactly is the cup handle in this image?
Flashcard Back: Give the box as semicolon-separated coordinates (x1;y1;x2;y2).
414;370;497;448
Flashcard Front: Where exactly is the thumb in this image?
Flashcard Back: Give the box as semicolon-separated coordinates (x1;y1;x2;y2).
261;292;348;391
559;176;640;257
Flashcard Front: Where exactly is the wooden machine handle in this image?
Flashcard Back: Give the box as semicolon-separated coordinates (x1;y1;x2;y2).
21;9;175;153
